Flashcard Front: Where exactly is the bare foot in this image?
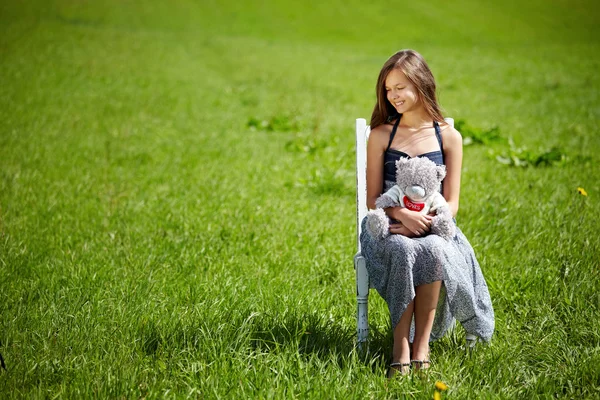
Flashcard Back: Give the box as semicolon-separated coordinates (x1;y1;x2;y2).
410;359;431;371
387;362;411;378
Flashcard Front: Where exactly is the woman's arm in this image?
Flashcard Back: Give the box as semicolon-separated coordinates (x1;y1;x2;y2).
441;125;463;216
365;126;388;210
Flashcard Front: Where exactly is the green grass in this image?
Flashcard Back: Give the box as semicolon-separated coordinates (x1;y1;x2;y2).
1;0;600;398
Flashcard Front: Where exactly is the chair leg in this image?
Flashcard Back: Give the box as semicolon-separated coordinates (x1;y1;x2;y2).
355;254;369;351
466;333;478;349
357;297;368;351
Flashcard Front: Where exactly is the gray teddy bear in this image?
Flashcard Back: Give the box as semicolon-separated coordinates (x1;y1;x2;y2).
365;157;456;240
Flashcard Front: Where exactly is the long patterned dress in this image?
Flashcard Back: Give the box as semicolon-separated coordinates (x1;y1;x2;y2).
360;117;495;341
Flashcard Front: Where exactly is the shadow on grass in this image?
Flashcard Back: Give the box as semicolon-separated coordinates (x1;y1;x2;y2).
135;310;393;372
249;311;392;370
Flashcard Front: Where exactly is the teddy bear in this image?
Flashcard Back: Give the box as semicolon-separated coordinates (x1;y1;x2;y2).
365;157;456;240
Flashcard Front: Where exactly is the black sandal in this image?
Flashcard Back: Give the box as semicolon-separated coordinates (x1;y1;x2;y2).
387;362;411;378
410;359;431;371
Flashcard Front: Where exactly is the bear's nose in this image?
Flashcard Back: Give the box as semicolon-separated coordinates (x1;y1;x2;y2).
405;185;426;200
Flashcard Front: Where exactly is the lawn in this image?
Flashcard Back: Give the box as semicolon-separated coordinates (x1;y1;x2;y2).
1;0;599;398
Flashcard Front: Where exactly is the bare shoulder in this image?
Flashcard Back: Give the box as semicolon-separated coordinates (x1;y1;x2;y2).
368;123;393;149
439;123;462;149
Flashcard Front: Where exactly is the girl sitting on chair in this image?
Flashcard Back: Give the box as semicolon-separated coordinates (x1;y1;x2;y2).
361;49;494;377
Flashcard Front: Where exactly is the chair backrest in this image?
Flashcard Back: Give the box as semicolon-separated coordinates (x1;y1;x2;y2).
355;118;370;253
355;117;454;253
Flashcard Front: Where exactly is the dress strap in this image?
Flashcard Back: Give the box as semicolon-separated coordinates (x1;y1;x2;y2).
385;115;402;152
434;121;445;164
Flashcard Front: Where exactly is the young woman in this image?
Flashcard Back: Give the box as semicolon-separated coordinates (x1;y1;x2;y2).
360;50;494;377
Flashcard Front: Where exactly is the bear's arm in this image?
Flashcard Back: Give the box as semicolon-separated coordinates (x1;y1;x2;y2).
375;185;404;209
428;192;450;213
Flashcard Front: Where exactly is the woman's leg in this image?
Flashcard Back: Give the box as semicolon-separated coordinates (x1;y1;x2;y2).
412;280;442;366
392;300;414;362
390;300;414;375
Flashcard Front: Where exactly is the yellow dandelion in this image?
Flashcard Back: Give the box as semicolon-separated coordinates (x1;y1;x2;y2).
435;381;449;391
433;391;441;400
577;187;588;196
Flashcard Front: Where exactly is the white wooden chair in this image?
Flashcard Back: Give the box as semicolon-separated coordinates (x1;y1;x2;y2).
353;117;456;350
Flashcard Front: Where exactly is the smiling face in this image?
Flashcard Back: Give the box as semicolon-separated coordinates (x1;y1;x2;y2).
385;68;421;115
371;50;444;129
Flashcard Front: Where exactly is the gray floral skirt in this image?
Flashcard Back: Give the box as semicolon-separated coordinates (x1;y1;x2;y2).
360;217;495;342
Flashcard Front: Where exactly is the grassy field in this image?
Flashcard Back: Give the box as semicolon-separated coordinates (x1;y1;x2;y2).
1;0;600;398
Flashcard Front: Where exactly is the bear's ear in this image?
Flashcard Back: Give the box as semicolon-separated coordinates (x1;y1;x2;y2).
436;165;447;181
395;158;409;168
395;158;410;176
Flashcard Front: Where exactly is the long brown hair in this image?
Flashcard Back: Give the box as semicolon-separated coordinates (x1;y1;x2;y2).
370;50;444;129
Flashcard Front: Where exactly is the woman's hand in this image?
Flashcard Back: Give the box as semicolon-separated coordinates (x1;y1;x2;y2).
387;207;432;236
389;223;416;237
